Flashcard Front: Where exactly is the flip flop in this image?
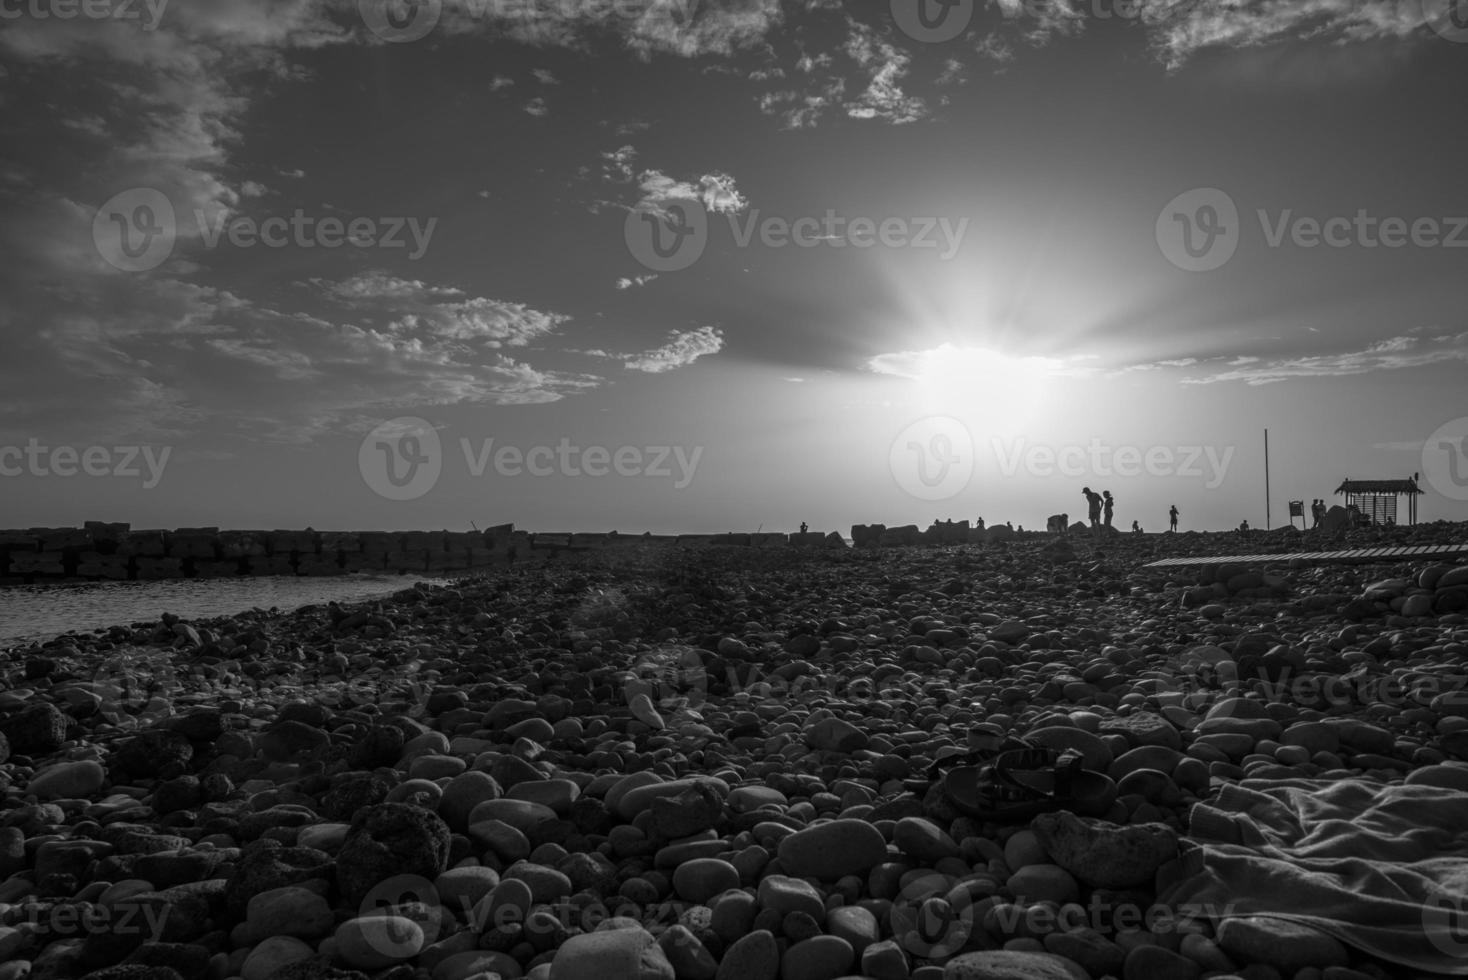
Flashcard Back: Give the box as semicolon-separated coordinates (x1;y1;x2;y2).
943;746;1117;822
902;728;1028;796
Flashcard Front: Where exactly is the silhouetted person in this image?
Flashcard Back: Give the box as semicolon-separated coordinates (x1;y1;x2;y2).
799;522;808;534
1102;490;1115;529
1169;504;1179;532
976;517;985;530
1082;487;1102;528
1311;499;1325;528
1132;520;1141;534
1239;519;1250;532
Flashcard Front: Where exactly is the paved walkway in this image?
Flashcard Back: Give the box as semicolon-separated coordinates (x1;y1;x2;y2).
1142;543;1468;568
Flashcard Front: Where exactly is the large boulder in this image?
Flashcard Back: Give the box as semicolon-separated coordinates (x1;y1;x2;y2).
550;926;674;980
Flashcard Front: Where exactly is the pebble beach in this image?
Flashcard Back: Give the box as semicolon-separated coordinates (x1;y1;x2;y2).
2;522;1468;980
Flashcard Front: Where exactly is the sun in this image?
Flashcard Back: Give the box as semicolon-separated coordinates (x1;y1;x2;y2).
870;343;1062;427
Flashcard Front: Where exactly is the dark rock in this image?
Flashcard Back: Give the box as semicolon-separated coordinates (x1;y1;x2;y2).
321;771;396;822
1;701;69;754
223;842;335;917
259;720;330;762
335;803;451;908
347;725;404;769
114;730;194;779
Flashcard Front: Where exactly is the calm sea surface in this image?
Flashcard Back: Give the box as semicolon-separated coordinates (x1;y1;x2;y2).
0;574;451;647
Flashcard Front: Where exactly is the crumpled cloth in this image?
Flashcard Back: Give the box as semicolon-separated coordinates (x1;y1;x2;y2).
1156;776;1468;975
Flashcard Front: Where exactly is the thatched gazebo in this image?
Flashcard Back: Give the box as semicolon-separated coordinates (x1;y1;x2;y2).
1334;476;1424;526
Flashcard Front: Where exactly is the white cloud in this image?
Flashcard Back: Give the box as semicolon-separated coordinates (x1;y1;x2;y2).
1177;333;1468;386
623;327;726;373
634;169;748;215
842;21;927;125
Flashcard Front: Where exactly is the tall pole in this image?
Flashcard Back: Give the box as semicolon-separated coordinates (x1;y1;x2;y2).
1264;429;1271;530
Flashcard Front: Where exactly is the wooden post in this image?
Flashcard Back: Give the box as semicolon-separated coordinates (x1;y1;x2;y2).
1264;429;1271;530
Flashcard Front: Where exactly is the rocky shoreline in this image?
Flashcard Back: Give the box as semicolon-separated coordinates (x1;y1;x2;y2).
1;522;1466;980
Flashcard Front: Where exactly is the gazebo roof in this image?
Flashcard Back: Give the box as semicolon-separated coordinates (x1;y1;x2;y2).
1335;479;1423;495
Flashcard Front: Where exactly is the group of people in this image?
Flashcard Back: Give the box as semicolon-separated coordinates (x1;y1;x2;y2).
1080;487;1116;529
1080;486;1183;533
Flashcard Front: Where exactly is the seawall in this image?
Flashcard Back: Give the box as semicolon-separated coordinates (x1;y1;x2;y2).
0;523;864;585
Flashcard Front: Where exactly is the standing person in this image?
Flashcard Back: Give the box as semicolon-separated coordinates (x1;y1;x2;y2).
1132;520;1141;534
1312;499;1325;527
1082;487;1102;528
1102;490;1115;529
1169;504;1179;532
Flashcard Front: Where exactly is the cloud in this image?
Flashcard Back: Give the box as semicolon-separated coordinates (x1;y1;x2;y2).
316;272;569;348
601;145;639;183
1176;332;1468;386
623;327;726;373
533;68;560;84
634;169;748;215
1144;0;1430;70
615;274;659;289
867;343;1075;382
427;0;783;58
524;97;550;117
842;21;927;125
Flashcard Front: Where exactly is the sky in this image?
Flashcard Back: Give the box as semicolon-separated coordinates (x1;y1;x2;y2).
1;0;1466;534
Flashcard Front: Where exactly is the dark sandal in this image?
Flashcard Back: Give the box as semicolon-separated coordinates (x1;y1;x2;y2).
944;747;1117;822
903;730;1029;796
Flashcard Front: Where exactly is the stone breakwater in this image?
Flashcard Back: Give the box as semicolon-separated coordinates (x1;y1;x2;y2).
0;524;836;586
7;512;1443;585
0;524;1465;980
